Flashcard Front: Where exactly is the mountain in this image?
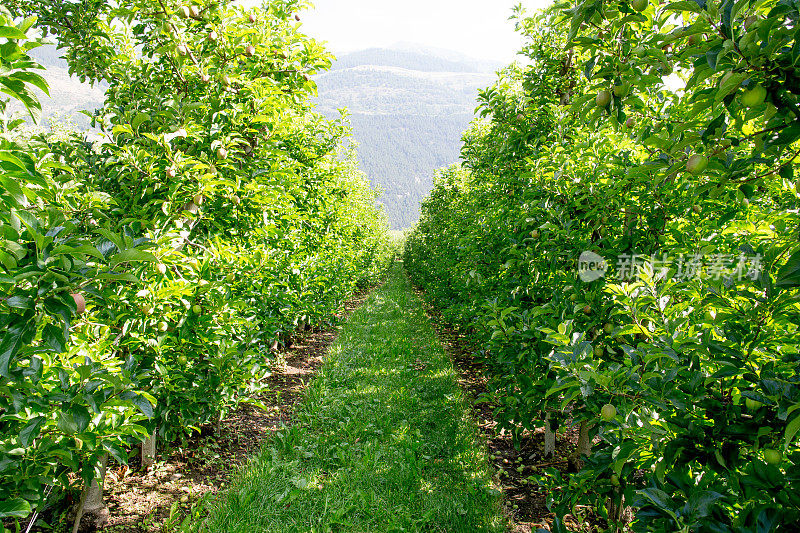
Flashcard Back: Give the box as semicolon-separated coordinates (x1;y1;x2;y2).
315;46;500;229
316;45;502;229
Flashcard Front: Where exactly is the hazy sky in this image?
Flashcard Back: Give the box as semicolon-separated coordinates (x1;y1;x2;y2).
239;1;552;62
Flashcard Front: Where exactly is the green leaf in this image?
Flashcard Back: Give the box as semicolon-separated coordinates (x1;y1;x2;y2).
685;490;724;520
97;271;141;283
42;323;66;352
0;325;24;376
131;393;155;418
110;248;158;266
638;488;679;521
19;416;45;447
8;71;49;96
776;249;800;288
716;72;747;102
0;497;31;519
0;27;29;39
6;295;33;309
72;405;91;433
132;112;151;130
0;150;28;170
784;414;800;451
664;1;703;13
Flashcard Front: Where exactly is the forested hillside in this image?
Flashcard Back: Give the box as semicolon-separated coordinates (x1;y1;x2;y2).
27;45;105;128
314;47;499;228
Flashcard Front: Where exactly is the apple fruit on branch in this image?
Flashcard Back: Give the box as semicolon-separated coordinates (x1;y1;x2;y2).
686;154;708;176
72;293;86;315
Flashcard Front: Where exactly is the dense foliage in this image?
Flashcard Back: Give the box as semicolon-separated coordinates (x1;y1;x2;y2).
406;1;800;530
0;0;391;526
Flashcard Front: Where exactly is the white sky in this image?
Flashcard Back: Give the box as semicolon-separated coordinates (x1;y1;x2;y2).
239;1;553;62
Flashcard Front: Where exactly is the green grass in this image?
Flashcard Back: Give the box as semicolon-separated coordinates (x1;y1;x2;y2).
201;263;505;532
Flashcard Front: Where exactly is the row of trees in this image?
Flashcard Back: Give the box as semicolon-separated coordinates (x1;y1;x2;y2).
406;0;799;530
0;0;391;529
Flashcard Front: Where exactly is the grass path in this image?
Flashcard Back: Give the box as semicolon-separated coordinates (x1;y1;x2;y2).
201;263;504;532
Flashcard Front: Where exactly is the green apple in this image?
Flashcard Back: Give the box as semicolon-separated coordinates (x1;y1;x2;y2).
178;5;192;19
594;345;604;357
596;90;612;107
217;146;228;159
569;294;577;303
156;263;167;275
192;304;202;314
742;84;767;107
764;449;782;465
530;229;540;239
583;305;592;315
141;304;154;316
158;321;169;332
613;82;631;97
745;397;762;411
631;0;648;12
601;404;617;421
176;44;189;57
177;355;188;365
189;5;201;19
603;323;614;334
232;195;241;205
686;154;708;176
193;194;204;206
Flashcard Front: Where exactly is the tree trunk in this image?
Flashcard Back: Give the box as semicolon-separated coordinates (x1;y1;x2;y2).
577;420;593;456
141;430;157;470
72;454;109;533
544;412;556;458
